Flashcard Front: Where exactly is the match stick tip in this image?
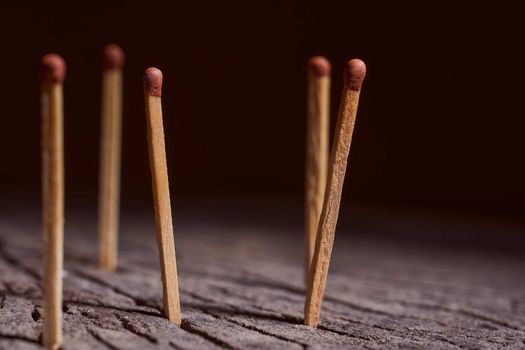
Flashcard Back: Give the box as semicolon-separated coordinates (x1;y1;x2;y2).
344;59;366;91
143;67;163;97
39;54;66;84
308;56;331;76
103;44;125;70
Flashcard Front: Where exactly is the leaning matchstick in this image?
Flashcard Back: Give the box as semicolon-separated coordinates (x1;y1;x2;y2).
98;44;125;271
143;68;182;325
40;54;66;349
305;56;331;283
304;59;366;327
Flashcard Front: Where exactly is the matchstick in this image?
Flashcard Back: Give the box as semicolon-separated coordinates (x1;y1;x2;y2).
98;44;125;271
40;54;66;350
305;56;331;284
304;59;366;327
143;67;182;325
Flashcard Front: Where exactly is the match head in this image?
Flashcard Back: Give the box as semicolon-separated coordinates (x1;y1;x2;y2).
308;56;331;76
344;59;366;91
143;67;163;97
103;44;125;70
39;54;66;84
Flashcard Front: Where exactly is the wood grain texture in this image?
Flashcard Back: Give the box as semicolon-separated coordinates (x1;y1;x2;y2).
0;204;524;349
41;82;64;350
144;94;182;325
305;82;362;327
98;69;123;272
305;70;330;283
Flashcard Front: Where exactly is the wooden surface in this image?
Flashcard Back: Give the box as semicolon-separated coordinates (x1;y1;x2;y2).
0;203;524;349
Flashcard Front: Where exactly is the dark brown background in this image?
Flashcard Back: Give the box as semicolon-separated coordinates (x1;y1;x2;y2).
0;1;523;220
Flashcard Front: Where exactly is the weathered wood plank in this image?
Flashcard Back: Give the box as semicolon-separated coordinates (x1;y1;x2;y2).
0;206;524;349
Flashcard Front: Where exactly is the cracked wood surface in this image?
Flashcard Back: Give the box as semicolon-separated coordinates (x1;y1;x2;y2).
0;204;524;349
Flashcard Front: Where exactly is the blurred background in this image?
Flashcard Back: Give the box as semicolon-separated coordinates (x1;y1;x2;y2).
0;1;523;225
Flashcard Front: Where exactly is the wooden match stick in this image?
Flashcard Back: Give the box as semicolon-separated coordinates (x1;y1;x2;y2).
143;67;182;325
40;54;66;350
304;59;366;327
305;56;331;284
98;44;125;272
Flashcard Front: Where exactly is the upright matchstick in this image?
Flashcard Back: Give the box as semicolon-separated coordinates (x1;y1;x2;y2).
305;56;331;283
40;54;66;350
143;68;182;325
304;59;366;327
98;44;125;271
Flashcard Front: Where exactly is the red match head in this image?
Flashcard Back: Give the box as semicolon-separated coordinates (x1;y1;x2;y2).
344;59;366;91
39;54;66;84
143;67;163;97
103;44;125;70
308;56;331;76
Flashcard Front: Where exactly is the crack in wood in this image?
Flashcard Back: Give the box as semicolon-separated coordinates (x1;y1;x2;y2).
114;313;158;344
188;269;306;296
332;315;499;349
185;302;298;324
0;333;41;345
180;319;235;349
65;301;161;318
456;308;521;331
70;268;160;311
30;305;41;322
428;334;463;349
339;317;397;333
180;288;217;304
316;325;372;342
323;295;402;319
0;242;41;282
220;317;309;350
168;340;187;350
199;308;308;349
395;299;522;331
87;328;121;350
